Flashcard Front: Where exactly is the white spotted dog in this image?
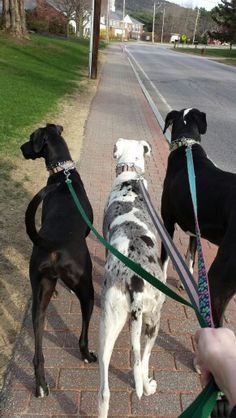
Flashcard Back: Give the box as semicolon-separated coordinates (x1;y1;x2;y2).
98;138;166;418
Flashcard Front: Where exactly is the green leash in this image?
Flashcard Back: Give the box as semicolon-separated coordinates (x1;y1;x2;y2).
66;178;206;324
65;177;219;417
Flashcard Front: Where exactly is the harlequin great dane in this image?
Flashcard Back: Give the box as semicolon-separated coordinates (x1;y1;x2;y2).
161;108;236;327
98;138;166;418
21;124;96;397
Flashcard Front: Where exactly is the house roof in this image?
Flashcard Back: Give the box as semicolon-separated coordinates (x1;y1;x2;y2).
129;16;144;26
109;10;143;26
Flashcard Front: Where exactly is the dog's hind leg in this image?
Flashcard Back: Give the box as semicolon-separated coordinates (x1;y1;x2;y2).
208;240;236;327
98;287;127;418
31;274;57;397
185;236;197;274
130;292;143;399
142;310;162;396
160;217;175;281
74;277;97;363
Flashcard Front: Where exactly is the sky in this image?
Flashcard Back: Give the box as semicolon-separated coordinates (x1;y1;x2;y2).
172;0;221;10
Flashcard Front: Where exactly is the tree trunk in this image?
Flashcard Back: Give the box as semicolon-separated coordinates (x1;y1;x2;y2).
75;5;84;38
78;10;84;37
2;0;11;30
2;0;27;37
66;18;70;37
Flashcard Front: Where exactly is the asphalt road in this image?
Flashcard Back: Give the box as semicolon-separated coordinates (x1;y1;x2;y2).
126;43;236;173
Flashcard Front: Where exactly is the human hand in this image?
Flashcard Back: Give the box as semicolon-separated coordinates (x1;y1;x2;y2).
194;328;236;410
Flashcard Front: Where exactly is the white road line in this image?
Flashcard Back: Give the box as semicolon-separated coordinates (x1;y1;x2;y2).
125;46;172;143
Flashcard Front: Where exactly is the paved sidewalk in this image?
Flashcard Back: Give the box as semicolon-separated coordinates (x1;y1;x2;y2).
1;44;236;418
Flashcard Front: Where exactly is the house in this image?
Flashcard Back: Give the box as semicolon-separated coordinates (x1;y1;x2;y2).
105;10;144;40
124;15;144;40
32;0;66;24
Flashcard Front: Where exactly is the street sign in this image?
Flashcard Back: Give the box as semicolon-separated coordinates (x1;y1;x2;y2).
181;34;187;42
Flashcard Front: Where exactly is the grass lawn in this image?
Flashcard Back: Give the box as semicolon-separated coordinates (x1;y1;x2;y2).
0;34;91;156
174;46;236;66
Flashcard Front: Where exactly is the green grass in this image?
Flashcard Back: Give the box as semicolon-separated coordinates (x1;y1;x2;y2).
0;34;90;156
174;46;236;66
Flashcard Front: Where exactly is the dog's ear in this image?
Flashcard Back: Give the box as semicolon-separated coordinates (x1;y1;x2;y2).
191;109;207;135
163;110;180;134
56;125;63;135
141;140;151;156
31;128;46;153
113;138;124;159
46;124;63;135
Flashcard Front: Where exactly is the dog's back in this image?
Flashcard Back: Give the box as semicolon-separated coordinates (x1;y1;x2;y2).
103;178;164;298
163;143;236;245
40;170;93;246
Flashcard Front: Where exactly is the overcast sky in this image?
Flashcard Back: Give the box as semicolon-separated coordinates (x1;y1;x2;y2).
172;0;221;10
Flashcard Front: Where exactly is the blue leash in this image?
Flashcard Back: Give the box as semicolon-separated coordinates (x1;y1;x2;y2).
186;145;214;327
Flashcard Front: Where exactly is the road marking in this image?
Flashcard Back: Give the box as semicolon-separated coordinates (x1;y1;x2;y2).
125;46;172;143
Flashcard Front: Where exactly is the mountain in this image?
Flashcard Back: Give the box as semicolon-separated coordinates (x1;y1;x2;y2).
115;0;183;13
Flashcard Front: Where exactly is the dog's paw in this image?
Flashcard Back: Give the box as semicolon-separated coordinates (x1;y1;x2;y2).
36;383;50;398
83;351;97;363
144;378;157;396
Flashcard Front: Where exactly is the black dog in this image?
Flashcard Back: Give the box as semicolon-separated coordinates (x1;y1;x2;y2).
161;108;236;327
21;124;96;397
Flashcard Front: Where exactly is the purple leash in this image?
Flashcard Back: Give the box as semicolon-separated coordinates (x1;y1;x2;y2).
186;145;214;327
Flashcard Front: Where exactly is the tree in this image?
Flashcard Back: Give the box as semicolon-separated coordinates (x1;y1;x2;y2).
197;7;217;42
50;0;75;37
2;0;27;37
129;10;153;32
210;0;236;48
74;0;91;38
50;0;92;37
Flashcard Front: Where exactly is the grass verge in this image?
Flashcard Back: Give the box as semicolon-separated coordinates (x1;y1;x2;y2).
0;34;90;156
174;46;236;66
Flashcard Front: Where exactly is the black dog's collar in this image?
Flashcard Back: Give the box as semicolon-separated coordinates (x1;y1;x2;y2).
169;138;199;152
47;160;75;176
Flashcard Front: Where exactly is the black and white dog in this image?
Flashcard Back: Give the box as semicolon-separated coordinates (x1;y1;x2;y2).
21;124;96;398
98;139;166;418
161;108;236;327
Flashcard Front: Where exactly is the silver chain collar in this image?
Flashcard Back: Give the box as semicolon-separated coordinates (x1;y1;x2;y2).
169;138;199;153
47;160;76;176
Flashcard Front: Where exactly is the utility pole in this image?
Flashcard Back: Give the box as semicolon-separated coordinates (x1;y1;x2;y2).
152;2;162;44
192;8;200;45
122;0;125;42
152;2;156;43
89;0;102;79
161;7;165;43
106;0;110;44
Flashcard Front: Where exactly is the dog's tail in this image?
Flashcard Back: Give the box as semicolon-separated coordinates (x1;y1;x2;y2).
25;183;60;250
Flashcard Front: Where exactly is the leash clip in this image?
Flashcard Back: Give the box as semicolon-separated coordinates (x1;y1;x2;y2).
64;168;71;183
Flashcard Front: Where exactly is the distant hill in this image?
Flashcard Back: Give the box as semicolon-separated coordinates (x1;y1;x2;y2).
115;0;183;13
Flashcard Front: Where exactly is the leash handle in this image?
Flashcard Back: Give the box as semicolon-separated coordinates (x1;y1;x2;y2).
186;146;214;328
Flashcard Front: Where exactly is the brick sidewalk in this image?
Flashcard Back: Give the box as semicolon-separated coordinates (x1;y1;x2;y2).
1;44;236;418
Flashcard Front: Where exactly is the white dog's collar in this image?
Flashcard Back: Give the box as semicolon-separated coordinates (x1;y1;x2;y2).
169;138;199;153
116;163;142;177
